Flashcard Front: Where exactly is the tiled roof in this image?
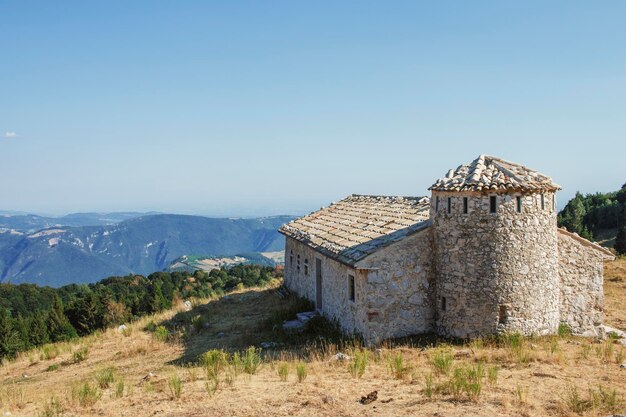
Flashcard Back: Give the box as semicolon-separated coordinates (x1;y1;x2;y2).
279;195;431;265
430;155;561;193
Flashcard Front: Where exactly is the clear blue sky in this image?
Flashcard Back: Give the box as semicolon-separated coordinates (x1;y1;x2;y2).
1;1;625;217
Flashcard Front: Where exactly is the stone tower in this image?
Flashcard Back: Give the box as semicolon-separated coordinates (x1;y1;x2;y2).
429;155;561;338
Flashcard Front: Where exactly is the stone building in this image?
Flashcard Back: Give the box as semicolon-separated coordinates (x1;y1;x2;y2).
279;155;614;343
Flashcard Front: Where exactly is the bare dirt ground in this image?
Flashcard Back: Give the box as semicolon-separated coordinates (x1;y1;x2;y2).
1;260;625;417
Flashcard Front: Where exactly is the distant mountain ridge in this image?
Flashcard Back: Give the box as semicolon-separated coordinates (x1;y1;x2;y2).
0;214;293;287
0;211;158;233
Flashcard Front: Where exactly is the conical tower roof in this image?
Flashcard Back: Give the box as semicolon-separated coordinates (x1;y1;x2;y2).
429;155;561;193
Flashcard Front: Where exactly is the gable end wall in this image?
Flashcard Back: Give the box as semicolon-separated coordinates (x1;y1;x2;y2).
558;232;606;335
283;237;370;337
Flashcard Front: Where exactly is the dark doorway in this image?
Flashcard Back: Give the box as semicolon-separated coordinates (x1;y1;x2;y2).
315;258;323;310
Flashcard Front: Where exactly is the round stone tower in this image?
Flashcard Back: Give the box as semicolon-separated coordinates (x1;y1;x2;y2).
430;155;561;338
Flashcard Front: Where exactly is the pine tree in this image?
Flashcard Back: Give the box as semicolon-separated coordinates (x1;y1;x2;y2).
0;309;21;360
29;313;50;347
47;296;77;342
67;292;104;336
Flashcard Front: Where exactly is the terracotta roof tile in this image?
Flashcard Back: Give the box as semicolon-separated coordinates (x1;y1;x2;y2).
430;155;561;193
279;194;431;265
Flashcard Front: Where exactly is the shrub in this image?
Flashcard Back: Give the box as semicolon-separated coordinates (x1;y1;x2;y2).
242;347;262;375
424;373;434;399
388;352;409;380
40;345;60;361
73;347;89;363
114;380;125;399
168;375;183;399
203;349;227;379
277;362;289;381
487;365;499;387
144;320;157;332
46;364;60;372
563;385;592;414
95;366;116;388
449;364;484;401
590;385;622;413
348;349;368;379
38;396;64;417
430;347;454;375
72;382;101;407
153;326;169;342
296;363;307;383
557;322;572;338
230;352;243;376
191;315;205;333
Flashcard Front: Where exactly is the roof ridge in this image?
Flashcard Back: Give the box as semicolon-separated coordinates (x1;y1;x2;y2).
350;194;429;201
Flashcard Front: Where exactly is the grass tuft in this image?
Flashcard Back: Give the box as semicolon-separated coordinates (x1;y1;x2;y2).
296;362;307;383
348;349;368;379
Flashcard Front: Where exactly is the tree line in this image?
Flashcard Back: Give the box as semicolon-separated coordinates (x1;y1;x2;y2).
557;182;626;255
0;264;283;361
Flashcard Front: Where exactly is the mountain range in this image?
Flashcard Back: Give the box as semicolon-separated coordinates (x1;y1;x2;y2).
0;214;293;287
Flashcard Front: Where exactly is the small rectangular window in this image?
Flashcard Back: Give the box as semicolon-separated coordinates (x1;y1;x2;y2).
435;196;440;211
348;274;355;302
490;196;497;213
499;305;508;324
441;297;447;311
463;197;468;214
541;194;545;210
447;197;452;214
516;196;522;213
304;259;309;275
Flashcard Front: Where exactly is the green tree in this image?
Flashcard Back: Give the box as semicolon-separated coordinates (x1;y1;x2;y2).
47;296;77;342
558;192;593;239
0;309;21;360
615;226;626;256
28;313;50;346
67;292;104;336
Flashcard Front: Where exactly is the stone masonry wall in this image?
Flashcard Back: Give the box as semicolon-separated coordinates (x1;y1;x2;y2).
432;191;560;338
558;230;608;336
284;237;371;337
355;228;435;343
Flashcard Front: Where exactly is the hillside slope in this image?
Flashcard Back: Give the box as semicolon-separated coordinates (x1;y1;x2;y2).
0;259;624;417
0;215;293;287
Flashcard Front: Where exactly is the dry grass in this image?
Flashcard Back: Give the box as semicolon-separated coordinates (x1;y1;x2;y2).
605;256;626;329
0;266;625;417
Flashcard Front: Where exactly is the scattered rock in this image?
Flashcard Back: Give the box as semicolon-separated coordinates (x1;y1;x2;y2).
283;320;305;333
296;311;318;323
183;300;192;311
260;341;278;349
359;390;378;405
620;364;626;368
331;353;351;362
117;324;128;332
381;398;393;403
216;332;225;338
321;395;335;404
141;372;156;382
